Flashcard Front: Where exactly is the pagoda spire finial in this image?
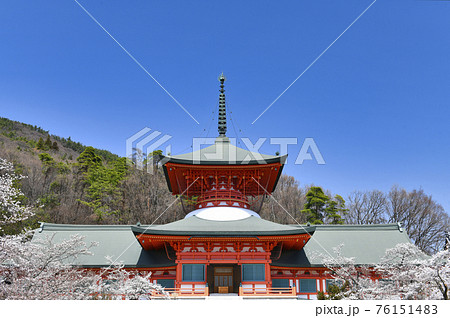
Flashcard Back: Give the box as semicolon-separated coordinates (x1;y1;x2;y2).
218;72;227;137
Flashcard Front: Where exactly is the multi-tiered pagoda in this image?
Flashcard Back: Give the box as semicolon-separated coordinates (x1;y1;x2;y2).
131;73;314;295
33;74;413;299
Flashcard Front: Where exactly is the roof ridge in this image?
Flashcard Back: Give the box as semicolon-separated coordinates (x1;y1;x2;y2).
298;223;402;231
39;223;134;231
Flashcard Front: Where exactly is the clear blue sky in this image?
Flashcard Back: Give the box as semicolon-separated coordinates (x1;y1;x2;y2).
1;0;449;213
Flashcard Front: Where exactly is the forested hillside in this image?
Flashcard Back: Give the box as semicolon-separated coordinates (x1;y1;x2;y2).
0;117;180;231
0;116;448;253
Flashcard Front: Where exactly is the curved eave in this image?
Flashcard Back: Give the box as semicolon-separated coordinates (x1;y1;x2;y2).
131;225;315;237
161;154;287;194
162;163;173;193
160;154;287;166
72;263;177;269
271;161;285;192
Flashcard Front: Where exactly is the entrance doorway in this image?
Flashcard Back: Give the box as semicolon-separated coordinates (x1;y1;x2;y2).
214;267;232;293
207;264;241;294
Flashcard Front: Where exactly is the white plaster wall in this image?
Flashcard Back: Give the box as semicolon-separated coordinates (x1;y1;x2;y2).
194;284;206;290
180;284;193;289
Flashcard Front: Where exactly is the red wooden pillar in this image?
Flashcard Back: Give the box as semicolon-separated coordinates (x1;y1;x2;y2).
265;262;271;287
175;262;182;288
318;270;322;292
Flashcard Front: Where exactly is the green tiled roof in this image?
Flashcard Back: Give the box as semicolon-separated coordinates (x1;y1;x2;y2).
160;137;287;165
132;216;315;237
32;222;416;268
31;223;175;268
272;223;414;267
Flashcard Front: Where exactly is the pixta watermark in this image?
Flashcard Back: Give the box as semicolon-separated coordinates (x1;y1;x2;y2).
127;128;325;174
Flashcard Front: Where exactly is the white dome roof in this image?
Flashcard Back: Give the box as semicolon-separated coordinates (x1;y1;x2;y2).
185;207;260;221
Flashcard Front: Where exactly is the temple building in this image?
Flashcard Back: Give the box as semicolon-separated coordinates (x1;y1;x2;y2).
32;74;412;299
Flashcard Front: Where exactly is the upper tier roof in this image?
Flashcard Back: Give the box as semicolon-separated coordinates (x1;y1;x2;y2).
160;137;287;166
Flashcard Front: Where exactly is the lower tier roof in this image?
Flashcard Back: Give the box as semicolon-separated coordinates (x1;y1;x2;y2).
273;224;414;267
32;222;414;268
131;215;315;236
32;223;175;268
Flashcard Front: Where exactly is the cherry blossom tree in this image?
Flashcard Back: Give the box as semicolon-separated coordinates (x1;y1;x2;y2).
1;157;167;300
318;245;381;299
374;243;448;300
419;248;449;300
320;243;449;300
0;158;34;232
1;233;168;299
0;233;98;299
375;243;428;299
93;261;167;300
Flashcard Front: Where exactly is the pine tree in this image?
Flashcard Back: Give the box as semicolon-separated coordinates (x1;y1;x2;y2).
76;146;102;172
51;141;59;151
44;135;52;150
301;187;329;224
301;187;347;224
36;137;45;150
325;195;348;224
318;281;348;300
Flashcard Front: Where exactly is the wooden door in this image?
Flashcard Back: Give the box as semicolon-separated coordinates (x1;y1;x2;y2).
214;267;233;293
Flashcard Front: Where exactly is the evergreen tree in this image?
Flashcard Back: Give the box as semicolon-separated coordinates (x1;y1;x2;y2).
148;150;163;165
325;195;348;224
44;135;52;150
51;141;59;151
76;150;128;222
301;187;329;224
36;137;45;150
318;281;349;300
38;153;55;166
76;146;102;173
301;187;347;224
38;153;56;176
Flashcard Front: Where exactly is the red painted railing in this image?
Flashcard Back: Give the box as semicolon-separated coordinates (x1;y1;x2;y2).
159;286;209;298
93;287;208;299
239;286;296;297
99;286;298;298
